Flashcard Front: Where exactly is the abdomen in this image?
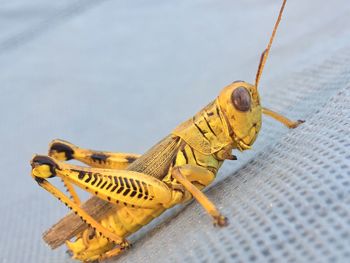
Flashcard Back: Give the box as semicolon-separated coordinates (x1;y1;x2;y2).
101;205;166;238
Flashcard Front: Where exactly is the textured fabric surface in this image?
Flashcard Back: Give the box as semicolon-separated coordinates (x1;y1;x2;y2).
0;0;349;262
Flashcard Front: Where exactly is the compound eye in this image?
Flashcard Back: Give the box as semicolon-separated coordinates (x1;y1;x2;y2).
231;87;251;112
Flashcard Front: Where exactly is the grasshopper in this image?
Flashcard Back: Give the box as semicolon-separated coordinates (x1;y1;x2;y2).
30;0;303;261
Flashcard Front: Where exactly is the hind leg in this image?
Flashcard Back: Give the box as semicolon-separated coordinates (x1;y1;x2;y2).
30;155;183;209
48;139;140;169
31;158;130;261
48;139;141;206
66;224;127;262
30;155;183;261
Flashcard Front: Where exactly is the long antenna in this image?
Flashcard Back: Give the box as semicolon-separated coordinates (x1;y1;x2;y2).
255;0;287;88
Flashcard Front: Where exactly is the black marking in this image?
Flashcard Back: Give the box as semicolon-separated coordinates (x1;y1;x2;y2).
118;177;125;188
49;142;74;160
207;166;218;174
84;172;92;183
171;156;177;168
113;176;119;185
111;177;118;191
130;191;137;197
91;174;98;185
126;156;137;163
229;155;237;160
31;155;58;177
203;115;218;136
123;178;130;189
188;147;198;164
106;183;113;190
181;149;189;164
95;191;98;195
107;197;111;201
34;177;45;184
189;147;204;167
123;189;131;196
116;187;124;194
100;181;108;189
194;121;209;140
137;193;143;199
72;169;88;181
77;171;85;180
135;180;143;194
91;153;108;164
215;105;224;125
129;179;137;190
96;176;103;187
141;182;149;196
207;111;214;116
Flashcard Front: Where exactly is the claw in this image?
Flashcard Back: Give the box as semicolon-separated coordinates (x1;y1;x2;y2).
213;215;229;227
97;241;130;261
289;119;305;129
118;240;131;250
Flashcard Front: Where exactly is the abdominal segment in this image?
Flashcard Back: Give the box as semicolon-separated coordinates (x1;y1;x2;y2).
67;205;165;261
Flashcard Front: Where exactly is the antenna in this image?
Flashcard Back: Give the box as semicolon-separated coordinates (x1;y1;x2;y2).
255;0;287;88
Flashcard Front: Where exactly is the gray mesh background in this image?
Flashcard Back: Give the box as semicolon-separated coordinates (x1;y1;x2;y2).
0;0;349;263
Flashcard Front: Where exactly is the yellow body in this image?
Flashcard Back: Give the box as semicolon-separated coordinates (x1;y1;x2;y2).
31;83;301;262
31;81;267;261
30;1;304;261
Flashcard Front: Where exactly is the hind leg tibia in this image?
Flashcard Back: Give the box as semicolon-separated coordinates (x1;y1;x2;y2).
30;168;127;247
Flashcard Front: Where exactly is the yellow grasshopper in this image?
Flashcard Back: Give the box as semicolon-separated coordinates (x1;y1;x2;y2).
30;0;303;261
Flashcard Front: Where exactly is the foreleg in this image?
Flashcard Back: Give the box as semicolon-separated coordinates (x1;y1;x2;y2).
262;107;304;129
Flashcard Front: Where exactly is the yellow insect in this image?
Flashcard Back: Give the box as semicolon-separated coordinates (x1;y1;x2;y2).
30;0;303;261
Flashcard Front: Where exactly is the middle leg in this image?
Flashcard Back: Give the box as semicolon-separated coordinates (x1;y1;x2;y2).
171;164;228;227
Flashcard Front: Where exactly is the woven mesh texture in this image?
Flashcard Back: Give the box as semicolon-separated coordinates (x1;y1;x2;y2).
115;51;350;263
0;0;349;262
